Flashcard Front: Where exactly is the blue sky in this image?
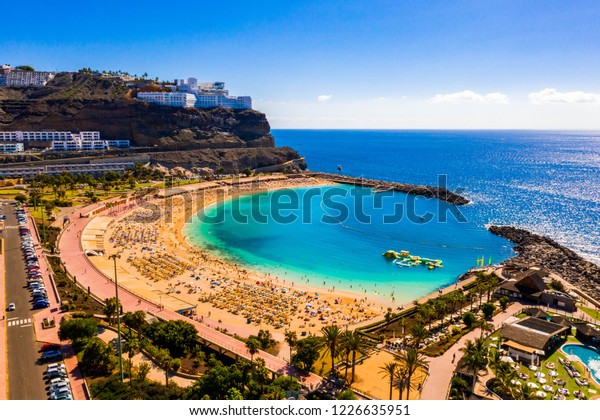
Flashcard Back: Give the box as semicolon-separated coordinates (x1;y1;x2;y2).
3;0;600;128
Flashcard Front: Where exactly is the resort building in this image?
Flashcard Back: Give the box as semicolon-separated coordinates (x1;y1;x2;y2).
499;316;570;363
573;322;600;345
0;162;135;178
137;92;197;108
137;78;252;109
0;143;24;154
0;131;130;151
0;65;56;87
51;139;130;151
494;267;576;311
0;131;74;142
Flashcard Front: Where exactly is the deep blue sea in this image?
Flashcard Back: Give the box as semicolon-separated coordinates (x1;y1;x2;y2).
184;130;600;304
274;130;600;265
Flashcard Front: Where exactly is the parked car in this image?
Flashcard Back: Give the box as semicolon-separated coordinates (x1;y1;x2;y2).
46;366;67;375
41;350;63;360
33;299;49;306
46;370;68;380
47;362;65;370
7;303;15;311
41;343;62;352
52;392;73;400
49;388;71;399
48;377;69;386
48;383;70;394
33;301;50;309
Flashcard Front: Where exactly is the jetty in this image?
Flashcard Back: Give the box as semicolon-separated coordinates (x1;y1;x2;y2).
307;172;470;205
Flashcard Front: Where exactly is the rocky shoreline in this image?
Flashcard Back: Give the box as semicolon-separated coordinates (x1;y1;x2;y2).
307;172;470;205
489;225;600;300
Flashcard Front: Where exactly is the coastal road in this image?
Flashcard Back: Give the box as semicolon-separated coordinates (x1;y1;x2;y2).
3;203;48;400
58;200;323;390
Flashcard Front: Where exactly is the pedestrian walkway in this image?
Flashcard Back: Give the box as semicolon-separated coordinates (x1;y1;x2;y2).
6;317;32;327
25;209;88;400
58;201;323;390
420;302;523;400
61;345;88;400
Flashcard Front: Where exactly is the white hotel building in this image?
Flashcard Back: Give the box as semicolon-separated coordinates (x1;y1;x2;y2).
136;92;197;108
137;78;252;110
0;131;130;152
0;65;56;87
0;143;24;154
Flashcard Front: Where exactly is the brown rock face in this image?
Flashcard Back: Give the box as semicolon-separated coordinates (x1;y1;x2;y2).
0;72;275;148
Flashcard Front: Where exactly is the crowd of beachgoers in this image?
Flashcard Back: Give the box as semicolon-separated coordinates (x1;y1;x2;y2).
97;177;382;335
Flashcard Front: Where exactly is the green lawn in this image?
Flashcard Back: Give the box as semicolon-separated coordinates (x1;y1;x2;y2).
516;337;599;400
0;189;25;195
154;179;203;189
487;332;599;400
579;306;600;323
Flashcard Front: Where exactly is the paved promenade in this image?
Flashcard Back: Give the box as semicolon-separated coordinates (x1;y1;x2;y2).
420;302;524;400
26;210;88;400
58;201;323;390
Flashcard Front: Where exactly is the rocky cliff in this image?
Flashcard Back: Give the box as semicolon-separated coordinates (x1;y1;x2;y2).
0;72;274;147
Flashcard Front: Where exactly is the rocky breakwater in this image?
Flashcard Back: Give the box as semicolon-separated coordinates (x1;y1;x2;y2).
489;225;600;300
309;172;470;205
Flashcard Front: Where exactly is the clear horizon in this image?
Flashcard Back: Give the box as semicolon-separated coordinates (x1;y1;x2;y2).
3;0;600;130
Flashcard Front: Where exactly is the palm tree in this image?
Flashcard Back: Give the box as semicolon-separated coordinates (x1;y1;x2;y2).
435;300;448;328
477;318;495;338
396;347;429;400
418;304;434;331
379;362;398;400
156;349;173;386
341;330;368;383
459;338;489;390
515;382;536;400
284;331;297;363
137;362;151;383
246;337;260;366
410;323;428;347
467;291;476;311
321;325;341;377
123;338;139;385
340;330;352;382
475;282;486;308
394;364;409;399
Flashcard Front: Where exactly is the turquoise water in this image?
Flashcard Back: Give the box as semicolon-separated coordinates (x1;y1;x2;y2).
562;344;600;384
274;129;600;265
184;185;514;303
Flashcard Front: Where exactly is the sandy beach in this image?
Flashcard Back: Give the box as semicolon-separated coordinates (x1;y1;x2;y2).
85;176;392;350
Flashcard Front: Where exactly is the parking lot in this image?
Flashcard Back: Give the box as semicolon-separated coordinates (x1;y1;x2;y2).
3;202;73;399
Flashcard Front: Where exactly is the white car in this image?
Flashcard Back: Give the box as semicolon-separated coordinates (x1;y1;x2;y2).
7;303;15;311
49;377;70;386
47;363;66;370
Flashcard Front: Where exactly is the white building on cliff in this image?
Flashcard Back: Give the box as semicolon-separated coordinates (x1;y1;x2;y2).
137;77;252;109
0;130;130;151
0;65;55;87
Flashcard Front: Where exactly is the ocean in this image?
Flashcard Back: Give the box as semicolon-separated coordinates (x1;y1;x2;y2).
275;130;600;265
184;130;600;304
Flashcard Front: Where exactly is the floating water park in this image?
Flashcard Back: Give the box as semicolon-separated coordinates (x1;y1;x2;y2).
382;249;444;270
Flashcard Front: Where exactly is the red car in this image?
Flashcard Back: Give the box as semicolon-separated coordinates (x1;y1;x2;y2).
40;343;61;352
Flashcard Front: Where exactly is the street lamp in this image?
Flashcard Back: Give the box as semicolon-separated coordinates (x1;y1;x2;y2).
109;253;124;382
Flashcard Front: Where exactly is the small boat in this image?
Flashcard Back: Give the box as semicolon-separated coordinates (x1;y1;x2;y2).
337;164;342;172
